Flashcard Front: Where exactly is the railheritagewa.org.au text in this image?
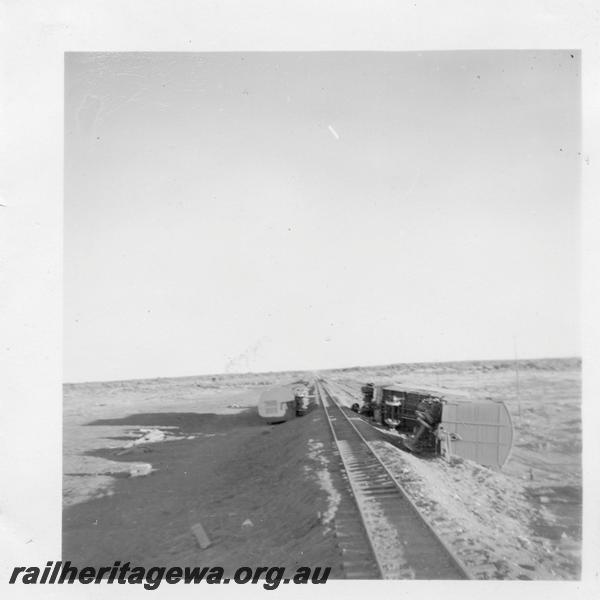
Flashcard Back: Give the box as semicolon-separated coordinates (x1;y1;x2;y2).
9;561;331;590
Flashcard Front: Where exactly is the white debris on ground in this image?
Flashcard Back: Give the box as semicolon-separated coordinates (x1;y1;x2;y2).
63;428;186;506
369;440;569;580
128;463;154;477
123;427;188;448
304;438;341;533
63;466;148;507
63;383;269;508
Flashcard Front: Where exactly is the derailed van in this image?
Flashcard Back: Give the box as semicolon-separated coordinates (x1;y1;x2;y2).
357;384;514;469
257;384;308;424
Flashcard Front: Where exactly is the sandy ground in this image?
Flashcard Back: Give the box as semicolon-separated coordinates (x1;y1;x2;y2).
323;358;581;579
63;372;299;506
63;358;580;579
63;374;346;575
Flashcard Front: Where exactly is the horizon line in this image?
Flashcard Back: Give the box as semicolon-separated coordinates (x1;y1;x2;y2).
63;354;581;386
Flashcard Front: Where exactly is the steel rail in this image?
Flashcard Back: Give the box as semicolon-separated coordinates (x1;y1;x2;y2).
314;380;386;579
316;378;472;580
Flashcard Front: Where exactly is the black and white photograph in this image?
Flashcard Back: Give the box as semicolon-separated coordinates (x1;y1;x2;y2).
60;50;580;581
1;1;599;597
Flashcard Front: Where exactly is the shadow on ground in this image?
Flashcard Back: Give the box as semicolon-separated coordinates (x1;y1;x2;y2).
85;409;262;434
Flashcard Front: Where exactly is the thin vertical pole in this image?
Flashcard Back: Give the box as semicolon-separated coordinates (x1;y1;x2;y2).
513;336;522;423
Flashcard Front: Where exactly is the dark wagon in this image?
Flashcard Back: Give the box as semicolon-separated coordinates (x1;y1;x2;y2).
359;384;514;469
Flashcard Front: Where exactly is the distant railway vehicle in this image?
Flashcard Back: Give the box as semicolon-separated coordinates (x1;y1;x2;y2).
257;384;310;424
353;383;513;469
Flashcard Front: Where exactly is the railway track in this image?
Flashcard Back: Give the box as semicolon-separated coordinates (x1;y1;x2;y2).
316;379;471;580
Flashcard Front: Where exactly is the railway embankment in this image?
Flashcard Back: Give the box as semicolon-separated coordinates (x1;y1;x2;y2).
63;403;346;576
320;378;580;579
63;364;581;580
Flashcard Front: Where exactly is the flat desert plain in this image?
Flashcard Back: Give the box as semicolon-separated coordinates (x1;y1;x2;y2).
63;358;581;580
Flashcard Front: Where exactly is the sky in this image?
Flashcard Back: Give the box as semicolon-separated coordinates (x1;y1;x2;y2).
64;51;580;382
